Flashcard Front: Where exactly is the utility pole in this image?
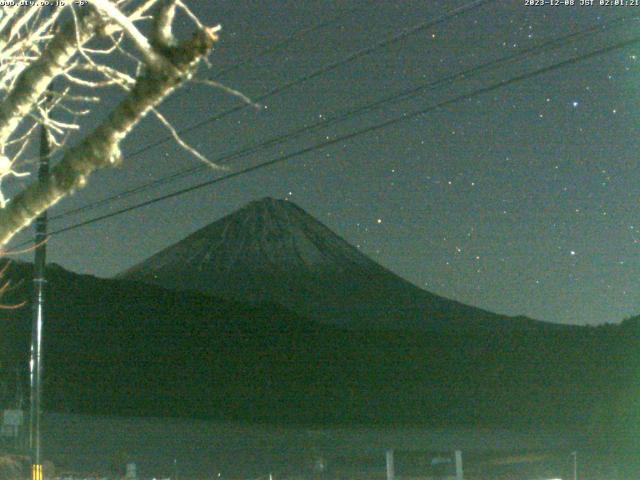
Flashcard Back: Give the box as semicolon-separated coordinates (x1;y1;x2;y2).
385;449;395;480
29;98;51;480
455;450;463;480
571;451;577;480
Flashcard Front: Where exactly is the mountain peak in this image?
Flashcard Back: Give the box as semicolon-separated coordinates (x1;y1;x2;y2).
239;196;306;222
120;198;549;331
120;197;371;291
248;196;290;206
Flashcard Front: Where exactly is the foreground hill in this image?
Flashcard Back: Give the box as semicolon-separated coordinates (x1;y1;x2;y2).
0;261;636;443
120;197;558;333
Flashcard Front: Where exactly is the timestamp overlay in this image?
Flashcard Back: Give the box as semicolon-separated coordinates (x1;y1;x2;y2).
525;0;640;6
0;1;86;7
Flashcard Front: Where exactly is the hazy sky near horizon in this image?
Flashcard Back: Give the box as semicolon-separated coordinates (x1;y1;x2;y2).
8;0;640;326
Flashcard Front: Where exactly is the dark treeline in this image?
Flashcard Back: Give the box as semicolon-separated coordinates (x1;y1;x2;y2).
0;261;637;451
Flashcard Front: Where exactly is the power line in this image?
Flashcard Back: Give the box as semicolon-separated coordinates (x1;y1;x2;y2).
51;0;495;221
214;2;373;79
120;0;495;158
50;13;639;222
29;35;640;245
148;3;373;125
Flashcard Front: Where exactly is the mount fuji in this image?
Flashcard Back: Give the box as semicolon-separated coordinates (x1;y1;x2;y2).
120;197;553;332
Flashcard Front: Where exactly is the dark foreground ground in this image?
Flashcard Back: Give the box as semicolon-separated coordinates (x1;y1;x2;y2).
1;412;634;480
13;413;584;479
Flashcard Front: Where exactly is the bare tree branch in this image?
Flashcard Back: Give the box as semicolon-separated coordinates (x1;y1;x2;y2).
0;10;98;150
151;107;225;170
0;0;163;151
87;0;169;71
0;24;221;246
0;1;246;247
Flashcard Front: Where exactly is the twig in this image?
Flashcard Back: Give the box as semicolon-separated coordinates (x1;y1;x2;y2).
151;107;226;170
196;79;261;110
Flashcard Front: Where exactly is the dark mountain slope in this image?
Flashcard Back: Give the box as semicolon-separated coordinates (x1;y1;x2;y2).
0;261;633;432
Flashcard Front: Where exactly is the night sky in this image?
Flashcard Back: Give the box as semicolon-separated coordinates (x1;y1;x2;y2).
8;0;640;326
